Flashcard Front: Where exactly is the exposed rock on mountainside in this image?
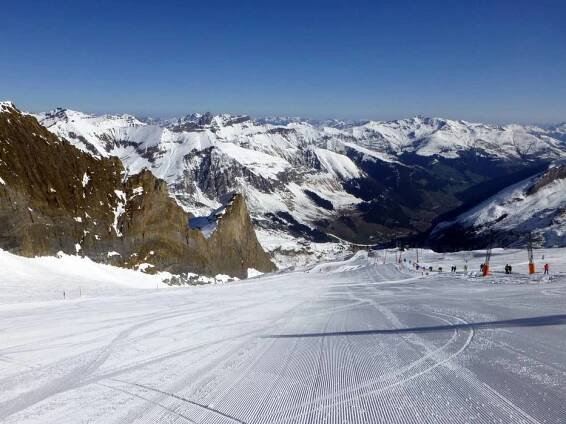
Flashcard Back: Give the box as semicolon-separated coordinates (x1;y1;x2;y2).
428;162;566;250
36;108;566;250
525;164;566;195
0;102;274;278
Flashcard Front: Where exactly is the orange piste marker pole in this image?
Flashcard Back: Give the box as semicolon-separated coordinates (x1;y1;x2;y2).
527;236;535;274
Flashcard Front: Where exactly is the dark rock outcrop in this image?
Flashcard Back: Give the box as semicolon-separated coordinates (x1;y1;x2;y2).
525;164;566;196
0;102;275;278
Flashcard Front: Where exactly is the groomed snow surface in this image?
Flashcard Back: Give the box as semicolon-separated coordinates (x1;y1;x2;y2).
2;248;566;422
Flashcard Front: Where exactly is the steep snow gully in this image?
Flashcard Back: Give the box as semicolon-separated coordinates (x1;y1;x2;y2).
2;251;566;423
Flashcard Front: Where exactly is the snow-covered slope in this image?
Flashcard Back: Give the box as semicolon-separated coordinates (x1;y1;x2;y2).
35;107;566;254
432;162;566;247
0;249;171;304
3;247;566;422
545;123;566;142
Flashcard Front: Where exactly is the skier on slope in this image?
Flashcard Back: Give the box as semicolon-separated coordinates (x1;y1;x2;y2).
544;263;550;275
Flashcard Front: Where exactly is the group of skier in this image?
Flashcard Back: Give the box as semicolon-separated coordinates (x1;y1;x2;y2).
430;262;550;275
396;249;552;276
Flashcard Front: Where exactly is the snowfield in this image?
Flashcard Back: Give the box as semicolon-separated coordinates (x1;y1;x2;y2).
2;249;566;423
0;250;170;305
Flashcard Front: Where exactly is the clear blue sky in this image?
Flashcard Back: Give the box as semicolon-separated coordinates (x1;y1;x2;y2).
1;0;565;123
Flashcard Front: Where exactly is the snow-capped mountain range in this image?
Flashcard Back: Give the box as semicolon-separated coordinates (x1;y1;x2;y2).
34;106;566;254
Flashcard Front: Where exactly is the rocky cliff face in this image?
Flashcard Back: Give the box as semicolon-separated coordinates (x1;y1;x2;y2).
0;102;275;278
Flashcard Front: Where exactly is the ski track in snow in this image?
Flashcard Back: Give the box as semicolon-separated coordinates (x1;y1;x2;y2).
2;253;566;423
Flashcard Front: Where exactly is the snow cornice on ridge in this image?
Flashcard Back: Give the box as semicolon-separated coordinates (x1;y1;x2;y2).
0;101;17;113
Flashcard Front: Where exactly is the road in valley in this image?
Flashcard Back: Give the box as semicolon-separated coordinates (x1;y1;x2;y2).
1;253;566;423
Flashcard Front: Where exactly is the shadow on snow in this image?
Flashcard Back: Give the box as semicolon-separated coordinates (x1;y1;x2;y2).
263;314;566;338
